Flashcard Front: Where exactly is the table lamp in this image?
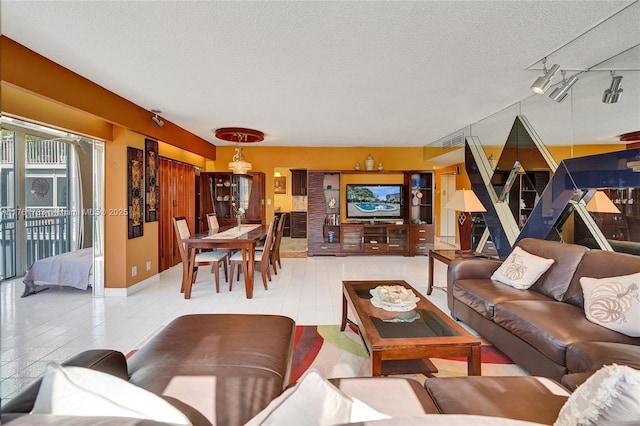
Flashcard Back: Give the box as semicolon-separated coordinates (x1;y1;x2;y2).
586;190;621;214
445;189;487;254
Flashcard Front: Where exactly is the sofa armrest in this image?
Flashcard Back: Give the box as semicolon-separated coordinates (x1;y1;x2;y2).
562;342;640;390
1;350;128;415
447;258;502;310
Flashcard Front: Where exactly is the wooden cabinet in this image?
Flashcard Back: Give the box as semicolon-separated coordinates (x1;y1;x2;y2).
340;224;408;255
406;171;434;255
308;171;341;255
201;172;265;228
290;211;307;238
291;169;307;196
409;225;434;255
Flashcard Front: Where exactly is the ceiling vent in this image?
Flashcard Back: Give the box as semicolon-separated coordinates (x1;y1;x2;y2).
442;133;465;150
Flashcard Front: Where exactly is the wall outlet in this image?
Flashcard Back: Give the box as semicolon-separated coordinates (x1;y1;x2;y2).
131;266;137;277
146;261;151;271
266;199;271;205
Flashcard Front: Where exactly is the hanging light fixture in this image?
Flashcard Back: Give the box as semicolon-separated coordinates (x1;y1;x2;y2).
531;57;560;94
150;109;164;127
214;127;264;175
602;71;623;104
548;70;579;103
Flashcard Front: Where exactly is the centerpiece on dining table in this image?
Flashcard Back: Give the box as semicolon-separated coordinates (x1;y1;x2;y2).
232;202;245;230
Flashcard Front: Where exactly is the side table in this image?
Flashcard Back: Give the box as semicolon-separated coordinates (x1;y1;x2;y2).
427;250;491;295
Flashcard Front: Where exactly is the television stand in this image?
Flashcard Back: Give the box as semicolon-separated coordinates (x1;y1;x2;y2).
340;223;409;255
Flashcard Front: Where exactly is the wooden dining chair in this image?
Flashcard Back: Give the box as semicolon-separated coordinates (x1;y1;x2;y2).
228;216;277;291
269;213;286;274
173;216;228;293
206;212;220;233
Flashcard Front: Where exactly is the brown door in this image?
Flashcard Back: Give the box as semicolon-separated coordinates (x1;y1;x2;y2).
158;157;196;272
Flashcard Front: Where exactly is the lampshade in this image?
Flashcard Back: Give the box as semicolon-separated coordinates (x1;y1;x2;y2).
445;189;486;213
586;191;621;214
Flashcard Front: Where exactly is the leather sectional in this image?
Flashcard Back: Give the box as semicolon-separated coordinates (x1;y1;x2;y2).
448;237;640;386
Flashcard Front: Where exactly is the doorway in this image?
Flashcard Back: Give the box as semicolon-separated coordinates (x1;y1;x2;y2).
439;173;456;246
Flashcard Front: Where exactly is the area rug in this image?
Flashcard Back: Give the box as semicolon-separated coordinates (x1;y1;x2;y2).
290;325;528;384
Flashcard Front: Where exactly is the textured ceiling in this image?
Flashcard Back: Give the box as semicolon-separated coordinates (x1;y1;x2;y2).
2;1;639;147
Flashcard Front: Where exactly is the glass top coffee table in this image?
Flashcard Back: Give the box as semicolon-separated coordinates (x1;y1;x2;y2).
341;279;482;377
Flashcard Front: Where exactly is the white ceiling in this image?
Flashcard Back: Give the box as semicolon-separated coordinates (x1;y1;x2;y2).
2;1;639;148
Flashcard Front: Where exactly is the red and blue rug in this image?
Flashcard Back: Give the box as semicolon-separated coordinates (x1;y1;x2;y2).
290;325;527;384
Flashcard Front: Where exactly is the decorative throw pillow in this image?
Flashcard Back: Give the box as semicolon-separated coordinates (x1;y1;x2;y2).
244;368;390;425
491;246;554;289
554;364;640;426
581;272;640;337
31;363;192;425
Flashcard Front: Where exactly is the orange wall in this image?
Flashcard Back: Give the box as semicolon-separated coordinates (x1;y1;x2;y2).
206;146;435;221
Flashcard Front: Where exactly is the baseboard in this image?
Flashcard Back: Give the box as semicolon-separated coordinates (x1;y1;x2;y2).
104;274;159;297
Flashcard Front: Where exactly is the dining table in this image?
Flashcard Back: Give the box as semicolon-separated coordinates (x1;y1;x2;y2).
181;224;268;299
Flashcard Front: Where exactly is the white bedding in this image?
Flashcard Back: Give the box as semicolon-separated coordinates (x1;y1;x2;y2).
22;247;93;297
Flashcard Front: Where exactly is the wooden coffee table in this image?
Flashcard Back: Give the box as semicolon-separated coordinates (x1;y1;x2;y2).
341;279;482;377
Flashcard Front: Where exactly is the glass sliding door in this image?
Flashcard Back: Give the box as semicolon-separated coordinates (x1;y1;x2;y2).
0;117;104;296
0;127;16;279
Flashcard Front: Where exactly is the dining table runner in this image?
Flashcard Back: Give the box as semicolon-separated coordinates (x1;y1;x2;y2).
202;224;261;239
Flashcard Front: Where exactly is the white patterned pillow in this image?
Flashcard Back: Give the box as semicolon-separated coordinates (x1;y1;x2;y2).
581;272;640;337
491;246;554;289
32;363;191;425
245;368;390;425
554;364;640;426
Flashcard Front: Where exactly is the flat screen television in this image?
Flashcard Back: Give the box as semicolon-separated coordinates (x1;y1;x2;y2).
346;184;403;221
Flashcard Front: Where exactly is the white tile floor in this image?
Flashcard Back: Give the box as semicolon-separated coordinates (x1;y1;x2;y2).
1;250;455;405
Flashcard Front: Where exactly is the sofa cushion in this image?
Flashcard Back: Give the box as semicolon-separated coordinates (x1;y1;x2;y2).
452;279;550;320
493;301;638;366
491;246;554;290
126;314;295;426
566;341;640;377
31;363;191;425
245;369;390;425
329;377;439;416
554;364;640;426
424;376;569;425
517;238;588;301
581;273;640;337
565;249;640;308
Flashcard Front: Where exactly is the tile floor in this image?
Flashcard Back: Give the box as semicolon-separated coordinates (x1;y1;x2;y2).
1;245;456;405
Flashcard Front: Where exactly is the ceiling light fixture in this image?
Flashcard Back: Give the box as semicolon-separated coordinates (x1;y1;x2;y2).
602;71;623;104
151;109;164;127
531;57;560;94
548;70;579;103
214;127;265;175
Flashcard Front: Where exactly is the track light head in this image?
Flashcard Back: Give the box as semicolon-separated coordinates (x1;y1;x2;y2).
151;109;164;127
531;58;560;94
548;71;579;103
602;72;623;104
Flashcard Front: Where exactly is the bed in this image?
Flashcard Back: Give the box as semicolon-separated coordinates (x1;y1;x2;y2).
22;247;94;297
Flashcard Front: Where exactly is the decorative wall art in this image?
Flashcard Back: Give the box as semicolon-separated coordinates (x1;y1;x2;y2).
145;138;159;222
127;147;144;239
274;176;287;194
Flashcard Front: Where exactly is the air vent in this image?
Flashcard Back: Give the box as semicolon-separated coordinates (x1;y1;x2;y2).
443;133;465;150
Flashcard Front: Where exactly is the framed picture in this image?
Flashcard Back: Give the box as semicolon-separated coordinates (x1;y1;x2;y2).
145;138;159;222
274;176;287;194
127;147;144;239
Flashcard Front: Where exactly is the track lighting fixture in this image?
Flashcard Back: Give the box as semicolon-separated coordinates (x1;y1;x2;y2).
151;109;164;127
602;71;623;104
548;70;579;103
531;57;560;94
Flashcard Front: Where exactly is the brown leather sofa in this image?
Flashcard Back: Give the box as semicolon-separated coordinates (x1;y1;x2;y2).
448;238;640;385
1;314;297;426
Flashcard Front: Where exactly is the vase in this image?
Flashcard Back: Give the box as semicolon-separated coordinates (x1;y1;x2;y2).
237;215;242;230
365;154;374;171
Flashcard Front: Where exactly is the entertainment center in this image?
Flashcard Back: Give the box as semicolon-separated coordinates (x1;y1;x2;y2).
307;169;434;256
